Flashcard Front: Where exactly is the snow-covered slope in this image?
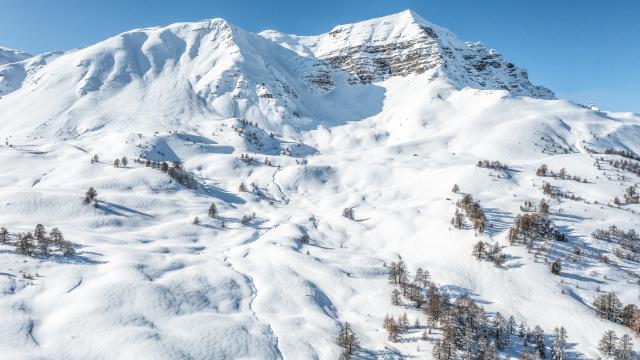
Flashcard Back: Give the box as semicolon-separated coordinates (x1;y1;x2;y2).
0;10;639;360
0;46;31;66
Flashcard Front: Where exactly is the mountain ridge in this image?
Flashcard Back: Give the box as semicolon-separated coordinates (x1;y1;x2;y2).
0;10;554;142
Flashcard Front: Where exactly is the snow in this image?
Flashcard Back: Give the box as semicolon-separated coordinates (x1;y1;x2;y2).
0;10;639;359
0;46;31;66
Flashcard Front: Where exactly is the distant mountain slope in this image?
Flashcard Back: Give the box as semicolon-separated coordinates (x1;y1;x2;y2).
0;46;31;65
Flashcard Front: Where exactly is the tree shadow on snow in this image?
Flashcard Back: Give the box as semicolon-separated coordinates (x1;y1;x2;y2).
197;180;245;205
98;201;154;218
483;207;515;238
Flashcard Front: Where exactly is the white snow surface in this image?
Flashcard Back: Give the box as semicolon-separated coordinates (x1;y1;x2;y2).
0;10;639;359
0;46;31;66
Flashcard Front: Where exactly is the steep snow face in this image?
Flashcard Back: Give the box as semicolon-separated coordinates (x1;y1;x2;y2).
0;46;31;66
262;10;554;99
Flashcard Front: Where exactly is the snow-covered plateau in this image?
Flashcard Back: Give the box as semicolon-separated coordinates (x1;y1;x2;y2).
0;10;639;360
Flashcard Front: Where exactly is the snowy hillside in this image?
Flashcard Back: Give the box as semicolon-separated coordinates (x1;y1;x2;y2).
0;10;639;360
0;46;31;66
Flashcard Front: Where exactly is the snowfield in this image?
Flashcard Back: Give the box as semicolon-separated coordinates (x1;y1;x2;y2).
0;10;639;360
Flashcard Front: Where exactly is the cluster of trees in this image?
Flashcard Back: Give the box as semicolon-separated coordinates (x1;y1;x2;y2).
386;262;569;359
336;322;359;360
383;312;417;342
342;207;354;220
2;225;75;257
241;214;254;226
452;194;487;234
134;158;197;188
542;182;583;201
430;294;570;360
592;226;639;255
536;165;587;183
520;199;550;215
604;148;640;162
239;153;257;165
593;292;640;335
238;183;248;192
476;160;508;170
472;241;505;267
231;120;267;150
598;330;635;360
507;203;567;245
623;186;639;204
113;156;128;167
606;157;640;178
388;262;431;308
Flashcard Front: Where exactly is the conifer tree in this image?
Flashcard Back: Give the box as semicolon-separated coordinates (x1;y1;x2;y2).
399;312;409;331
336;322;359;359
34;224;50;256
508;315;517;336
617;334;634;360
16;232;35;256
551;327;567;360
472;241;485;260
62;240;75;256
387;317;399;342
594;292;623;322
84;187;98;205
551;259;562;275
598;330;618;357
533;325;546;359
0;227;8;243
391;289;401;306
208;203;218;218
493;312;508;349
50;228;64;251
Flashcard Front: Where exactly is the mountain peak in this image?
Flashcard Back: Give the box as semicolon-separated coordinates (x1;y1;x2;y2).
263;11;554;98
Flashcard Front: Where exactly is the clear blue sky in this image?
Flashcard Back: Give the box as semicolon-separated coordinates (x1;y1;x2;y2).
1;0;638;113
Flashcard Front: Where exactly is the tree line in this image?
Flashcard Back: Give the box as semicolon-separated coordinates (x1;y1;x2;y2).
385;261;571;359
1;225;74;257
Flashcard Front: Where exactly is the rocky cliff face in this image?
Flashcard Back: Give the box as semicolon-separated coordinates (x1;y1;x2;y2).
262;10;554;99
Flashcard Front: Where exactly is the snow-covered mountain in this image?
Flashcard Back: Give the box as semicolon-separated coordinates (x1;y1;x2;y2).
0;46;31;66
0;10;639;360
262;10;554;98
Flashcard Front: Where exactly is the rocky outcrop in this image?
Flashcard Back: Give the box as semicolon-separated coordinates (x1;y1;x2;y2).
265;10;555;99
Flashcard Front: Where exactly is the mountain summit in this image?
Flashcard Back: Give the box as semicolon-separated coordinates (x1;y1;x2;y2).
0;11;554;141
261;10;554;98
